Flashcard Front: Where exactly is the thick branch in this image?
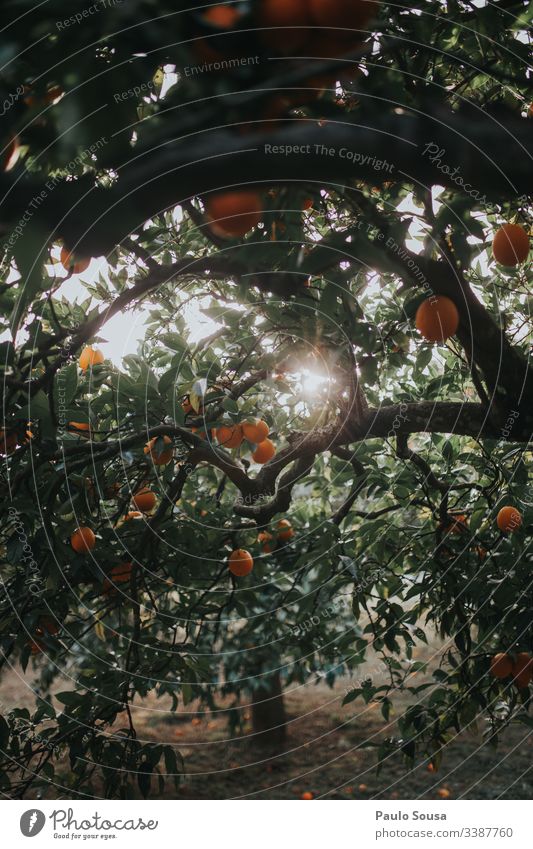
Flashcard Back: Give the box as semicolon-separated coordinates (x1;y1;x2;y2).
1;109;530;259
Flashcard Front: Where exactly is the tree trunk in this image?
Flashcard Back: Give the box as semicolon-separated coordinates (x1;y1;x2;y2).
251;672;287;747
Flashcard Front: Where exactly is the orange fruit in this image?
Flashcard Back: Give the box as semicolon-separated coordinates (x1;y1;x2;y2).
60;246;91;274
437;788;451;799
123;511;143;522
309;0;378;32
492;224;530;267
216;424;243;449
447;514;468;535
252;438;276;464
202;5;242;27
258;530;274;552
205;191;263;238
242;420;270;444
490;652;513;679
512;652;532;688
257;531;273;544
496;505;522;533
70;526;96;553
79;346;104;371
132;487;157;513
68;421;91;436
277;519;294;541
103;562;133;595
301;791;314;800
3;136;21;171
0;429;17;455
144;435;173;465
415;296;459;343
258;0;312;53
228;549;254;577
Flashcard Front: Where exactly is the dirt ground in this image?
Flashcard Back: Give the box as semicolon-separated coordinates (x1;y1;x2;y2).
1;641;532;800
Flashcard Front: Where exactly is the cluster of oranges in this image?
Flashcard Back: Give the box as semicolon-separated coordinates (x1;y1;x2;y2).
216;419;276;464
490;651;532;689
228;519;295;577
258;519;295;552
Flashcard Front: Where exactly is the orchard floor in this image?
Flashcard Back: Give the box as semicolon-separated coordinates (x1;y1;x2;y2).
1;644;532;800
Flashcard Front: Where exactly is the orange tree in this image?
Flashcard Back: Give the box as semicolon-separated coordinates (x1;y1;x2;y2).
0;0;532;797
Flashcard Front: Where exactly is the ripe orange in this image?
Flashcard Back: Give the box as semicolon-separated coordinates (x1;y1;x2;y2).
205;191;263;238
68;421;91;436
258;0;312;53
216;424;243;449
258;530;274;552
132;487;157;513
257;531;273;544
447;514;468;535
492;224;530;267
490;652;513;679
228;549;254;577
252;438;276;464
203;5;241;27
309;0;378;31
60;246;91;274
144;435;174;465
415;296;459;343
496;505;522;533
79;346;104;371
242;420;270;444
3;136;21;171
301;791;314;800
70;526;96;553
124;511;143;522
277;519;294;541
103;562;133;595
0;429;17;455
437;788;451;799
